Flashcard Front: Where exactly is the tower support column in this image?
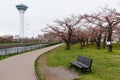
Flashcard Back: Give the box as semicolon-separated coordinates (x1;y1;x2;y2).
19;10;24;38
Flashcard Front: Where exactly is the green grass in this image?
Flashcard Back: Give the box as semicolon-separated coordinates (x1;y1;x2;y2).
35;60;42;80
42;43;120;80
0;42;37;46
0;42;39;49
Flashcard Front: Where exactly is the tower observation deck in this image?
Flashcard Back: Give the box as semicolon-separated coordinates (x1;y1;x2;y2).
16;4;28;11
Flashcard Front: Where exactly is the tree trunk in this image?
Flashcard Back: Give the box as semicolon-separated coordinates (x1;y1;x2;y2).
108;45;112;52
66;41;71;50
96;40;101;49
86;38;89;48
107;28;112;52
90;39;94;45
103;37;106;49
83;39;85;47
96;33;101;50
103;32;107;49
80;41;83;49
78;39;83;49
81;38;85;47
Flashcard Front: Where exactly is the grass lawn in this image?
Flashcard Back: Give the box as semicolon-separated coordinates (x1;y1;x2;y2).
0;42;39;49
43;43;120;80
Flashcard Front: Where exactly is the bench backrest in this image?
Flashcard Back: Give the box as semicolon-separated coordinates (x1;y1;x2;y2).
77;55;93;68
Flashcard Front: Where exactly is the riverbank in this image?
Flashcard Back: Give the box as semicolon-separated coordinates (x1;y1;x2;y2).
0;43;40;49
0;43;61;60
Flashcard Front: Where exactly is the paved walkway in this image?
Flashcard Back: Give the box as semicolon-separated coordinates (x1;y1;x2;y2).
0;44;62;80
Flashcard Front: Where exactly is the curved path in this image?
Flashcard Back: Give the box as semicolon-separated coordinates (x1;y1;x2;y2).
0;44;62;80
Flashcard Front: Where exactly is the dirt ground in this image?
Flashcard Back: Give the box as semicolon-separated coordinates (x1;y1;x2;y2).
38;56;80;80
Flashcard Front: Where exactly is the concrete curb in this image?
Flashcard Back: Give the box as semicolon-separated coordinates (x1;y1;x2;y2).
34;43;63;80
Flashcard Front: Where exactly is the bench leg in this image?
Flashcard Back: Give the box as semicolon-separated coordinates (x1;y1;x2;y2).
89;68;91;72
69;63;74;68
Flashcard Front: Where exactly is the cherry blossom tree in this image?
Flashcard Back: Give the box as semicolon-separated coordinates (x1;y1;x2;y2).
47;15;82;49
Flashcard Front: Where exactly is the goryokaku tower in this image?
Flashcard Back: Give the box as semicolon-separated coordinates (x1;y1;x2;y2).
16;4;28;38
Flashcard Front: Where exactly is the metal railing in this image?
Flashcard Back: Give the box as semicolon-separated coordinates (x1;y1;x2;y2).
0;44;47;55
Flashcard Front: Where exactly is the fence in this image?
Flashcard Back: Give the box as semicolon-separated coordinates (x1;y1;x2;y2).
0;44;47;55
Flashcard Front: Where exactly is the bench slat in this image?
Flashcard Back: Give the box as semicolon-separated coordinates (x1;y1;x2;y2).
71;61;89;68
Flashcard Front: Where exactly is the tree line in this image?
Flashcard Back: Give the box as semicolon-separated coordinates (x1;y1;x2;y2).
44;7;120;52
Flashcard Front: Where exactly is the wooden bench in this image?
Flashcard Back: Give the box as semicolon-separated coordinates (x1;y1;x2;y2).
71;55;93;71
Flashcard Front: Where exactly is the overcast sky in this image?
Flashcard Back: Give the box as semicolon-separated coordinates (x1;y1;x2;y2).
0;0;120;37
